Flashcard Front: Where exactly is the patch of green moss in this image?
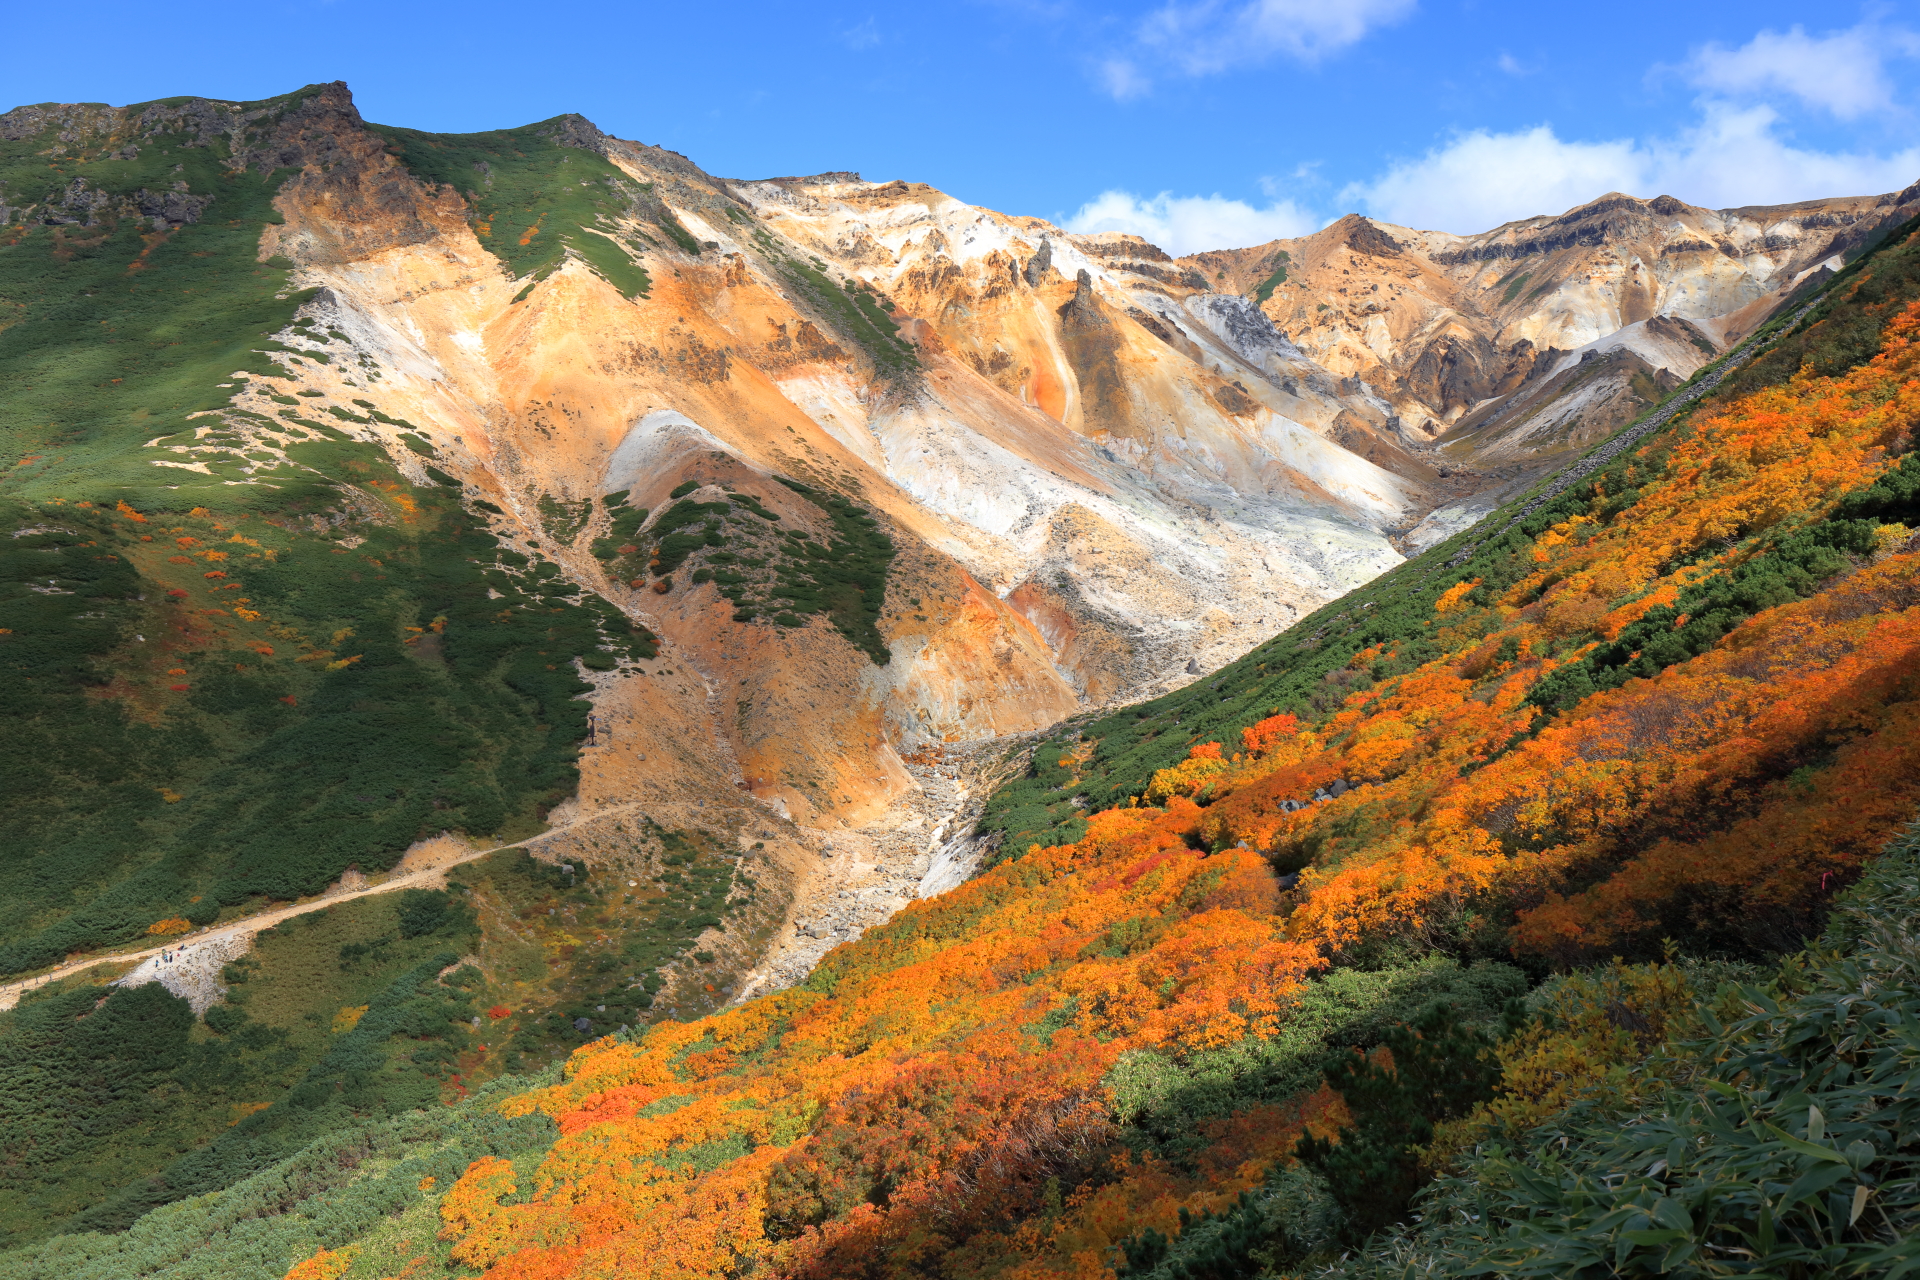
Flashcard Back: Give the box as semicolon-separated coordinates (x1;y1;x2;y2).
757;235;918;382
536;493;591;543
1252;264;1288;303
763;480;895;663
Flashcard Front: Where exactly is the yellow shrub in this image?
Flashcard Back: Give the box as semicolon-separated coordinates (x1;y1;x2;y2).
1145;743;1233;803
1422;957;1717;1172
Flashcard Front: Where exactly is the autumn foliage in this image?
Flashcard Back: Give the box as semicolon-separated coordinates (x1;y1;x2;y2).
286;300;1920;1278
1204;304;1920;963
357;818;1317;1280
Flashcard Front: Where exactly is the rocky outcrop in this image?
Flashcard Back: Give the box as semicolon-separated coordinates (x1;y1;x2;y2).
1023;235;1054;287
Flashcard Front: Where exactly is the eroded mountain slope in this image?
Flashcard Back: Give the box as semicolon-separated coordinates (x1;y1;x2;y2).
82;83;1424;832
1190;189;1920;448
5;77;1920;1278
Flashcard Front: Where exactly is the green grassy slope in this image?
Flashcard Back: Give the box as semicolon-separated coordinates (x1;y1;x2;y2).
0;87;674;975
368;115;664;301
0;464;654;974
0;88;325;507
0;813;771;1251
0;887;477;1248
594;479;899;662
0;1066;561;1280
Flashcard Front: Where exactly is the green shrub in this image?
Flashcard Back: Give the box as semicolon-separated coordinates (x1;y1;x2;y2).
1115;1168;1338;1279
1105;958;1528;1168
1337;818;1920;1278
1296;1001;1520;1240
1528;514;1886;713
396;889;459;939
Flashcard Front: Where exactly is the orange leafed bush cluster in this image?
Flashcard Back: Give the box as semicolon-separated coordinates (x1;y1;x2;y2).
391;822;1316;1280
283;1250;352;1280
1193;304;1920;963
289;305;1920;1280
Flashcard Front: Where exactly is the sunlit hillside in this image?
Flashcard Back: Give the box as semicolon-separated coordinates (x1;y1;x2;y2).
195;214;1920;1280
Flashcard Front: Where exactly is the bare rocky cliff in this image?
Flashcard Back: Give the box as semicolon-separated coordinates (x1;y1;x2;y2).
215;91;1420;845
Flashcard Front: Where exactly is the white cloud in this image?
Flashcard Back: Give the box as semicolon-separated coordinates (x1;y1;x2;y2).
1065;190;1321;255
1647;103;1920;211
840;18;880;50
1104;0;1414;96
1098;58;1151;101
1342;104;1920;234
1259;165;1319;197
1683;23;1918;120
1343;126;1643;233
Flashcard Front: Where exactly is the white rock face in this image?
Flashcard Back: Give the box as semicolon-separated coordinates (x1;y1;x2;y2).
1404;500;1501;554
113;933;251;1017
1188;189;1920;442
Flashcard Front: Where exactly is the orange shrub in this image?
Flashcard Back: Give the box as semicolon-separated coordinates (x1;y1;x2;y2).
1240;713;1299;756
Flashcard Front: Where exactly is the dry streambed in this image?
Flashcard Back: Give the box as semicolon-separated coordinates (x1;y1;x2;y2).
736;736;1034;999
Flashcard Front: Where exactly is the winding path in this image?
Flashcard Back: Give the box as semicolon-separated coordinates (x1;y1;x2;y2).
0;803;648;1013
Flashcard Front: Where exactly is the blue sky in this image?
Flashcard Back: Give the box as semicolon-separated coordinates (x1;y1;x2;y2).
5;1;1919;252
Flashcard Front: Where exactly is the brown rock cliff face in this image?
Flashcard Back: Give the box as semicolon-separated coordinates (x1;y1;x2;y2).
240;93;1091;837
